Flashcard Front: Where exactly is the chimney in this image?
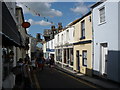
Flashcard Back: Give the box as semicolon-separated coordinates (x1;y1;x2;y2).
51;25;56;31
58;22;63;32
36;33;42;42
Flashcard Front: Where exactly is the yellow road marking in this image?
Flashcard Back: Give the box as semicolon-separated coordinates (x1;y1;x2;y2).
54;68;101;89
33;71;41;89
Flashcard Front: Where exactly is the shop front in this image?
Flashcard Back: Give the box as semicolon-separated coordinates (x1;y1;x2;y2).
2;2;21;89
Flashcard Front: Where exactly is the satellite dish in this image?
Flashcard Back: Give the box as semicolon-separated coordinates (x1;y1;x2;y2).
22;22;31;28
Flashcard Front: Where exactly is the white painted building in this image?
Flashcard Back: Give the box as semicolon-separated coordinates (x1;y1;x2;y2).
0;1;2;89
43;39;55;60
43;42;47;59
92;0;120;82
27;34;37;61
55;25;74;69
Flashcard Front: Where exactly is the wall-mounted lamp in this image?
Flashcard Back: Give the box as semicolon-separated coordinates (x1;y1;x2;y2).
79;54;82;57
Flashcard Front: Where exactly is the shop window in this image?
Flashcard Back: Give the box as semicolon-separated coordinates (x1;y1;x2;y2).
2;47;14;81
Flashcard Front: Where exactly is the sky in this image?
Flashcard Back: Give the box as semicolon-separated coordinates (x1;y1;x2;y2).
17;2;96;39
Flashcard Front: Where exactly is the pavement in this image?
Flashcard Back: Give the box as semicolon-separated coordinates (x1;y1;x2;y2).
54;65;120;89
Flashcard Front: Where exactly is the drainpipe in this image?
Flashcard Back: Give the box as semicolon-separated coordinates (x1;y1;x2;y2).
91;12;94;76
0;1;2;89
62;48;64;68
0;35;2;90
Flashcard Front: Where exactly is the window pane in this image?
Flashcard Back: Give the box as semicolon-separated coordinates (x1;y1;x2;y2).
84;59;87;66
83;51;87;66
99;7;105;23
83;29;85;37
81;20;85;37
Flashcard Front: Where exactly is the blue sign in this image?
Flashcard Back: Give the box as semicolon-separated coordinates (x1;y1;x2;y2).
46;48;55;52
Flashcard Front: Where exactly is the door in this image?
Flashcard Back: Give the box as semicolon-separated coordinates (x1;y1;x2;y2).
100;43;108;75
64;49;66;63
76;50;80;71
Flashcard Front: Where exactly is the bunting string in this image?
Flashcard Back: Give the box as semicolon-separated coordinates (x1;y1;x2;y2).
20;2;57;26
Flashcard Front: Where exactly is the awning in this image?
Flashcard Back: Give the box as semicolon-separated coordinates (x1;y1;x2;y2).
2;2;21;46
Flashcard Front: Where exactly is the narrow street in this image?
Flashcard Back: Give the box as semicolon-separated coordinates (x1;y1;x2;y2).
35;65;101;89
1;1;120;89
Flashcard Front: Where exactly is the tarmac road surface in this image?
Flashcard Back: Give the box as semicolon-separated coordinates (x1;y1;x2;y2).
36;65;102;89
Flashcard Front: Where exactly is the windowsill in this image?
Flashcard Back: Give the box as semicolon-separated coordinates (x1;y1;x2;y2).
80;36;85;40
83;65;87;67
98;21;106;26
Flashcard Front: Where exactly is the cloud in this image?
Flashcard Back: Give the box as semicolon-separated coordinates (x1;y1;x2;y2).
17;2;62;17
28;19;52;26
70;2;90;15
26;28;30;33
16;0;57;2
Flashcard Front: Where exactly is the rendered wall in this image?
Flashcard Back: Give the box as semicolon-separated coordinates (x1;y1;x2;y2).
93;1;119;82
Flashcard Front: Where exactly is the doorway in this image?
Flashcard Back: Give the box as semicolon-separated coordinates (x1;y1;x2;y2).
100;43;108;76
76;50;80;71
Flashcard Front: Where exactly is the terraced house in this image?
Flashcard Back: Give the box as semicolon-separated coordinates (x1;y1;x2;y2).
55;24;74;69
73;11;93;76
91;0;120;83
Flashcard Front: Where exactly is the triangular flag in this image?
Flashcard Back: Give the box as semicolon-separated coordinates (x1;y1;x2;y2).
50;15;54;18
51;22;53;24
38;13;40;16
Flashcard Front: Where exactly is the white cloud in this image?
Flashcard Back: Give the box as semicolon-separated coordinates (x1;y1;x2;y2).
17;2;62;17
28;19;52;26
70;2;90;15
15;0;57;2
26;28;29;33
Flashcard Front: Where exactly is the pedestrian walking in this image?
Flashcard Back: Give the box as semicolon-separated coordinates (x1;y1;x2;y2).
22;58;32;89
46;57;50;66
49;55;54;68
36;56;45;70
31;57;37;72
12;58;24;89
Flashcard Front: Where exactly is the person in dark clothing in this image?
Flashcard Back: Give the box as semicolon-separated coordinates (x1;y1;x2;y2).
12;58;24;89
36;57;45;70
49;55;54;68
23;58;32;89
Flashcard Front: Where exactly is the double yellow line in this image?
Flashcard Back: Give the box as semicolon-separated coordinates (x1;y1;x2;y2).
33;72;41;89
54;69;102;89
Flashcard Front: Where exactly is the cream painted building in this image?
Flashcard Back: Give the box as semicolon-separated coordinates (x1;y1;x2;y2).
73;11;93;76
16;7;27;61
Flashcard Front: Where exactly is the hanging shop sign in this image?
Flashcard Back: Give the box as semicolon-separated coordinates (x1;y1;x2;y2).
22;22;31;28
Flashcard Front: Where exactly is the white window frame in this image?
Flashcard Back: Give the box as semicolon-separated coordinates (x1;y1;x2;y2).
61;34;63;44
82;50;87;67
58;35;59;43
66;30;69;41
99;6;105;24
